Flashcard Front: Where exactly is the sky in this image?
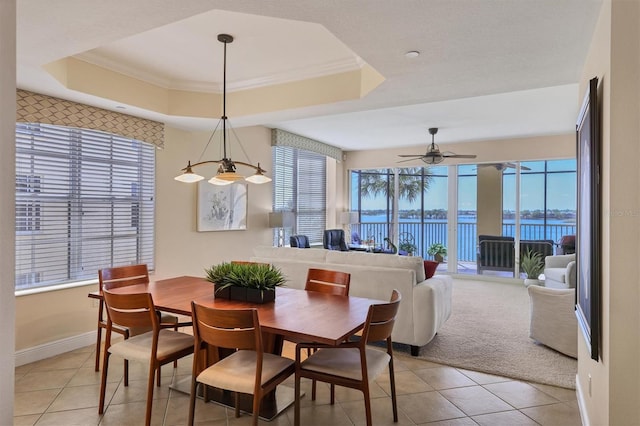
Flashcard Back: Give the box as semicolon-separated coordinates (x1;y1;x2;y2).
352;159;577;212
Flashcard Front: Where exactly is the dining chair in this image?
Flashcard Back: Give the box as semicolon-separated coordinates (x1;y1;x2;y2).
294;289;402;426
98;289;194;426
188;303;295;426
95;264;190;385
303;268;352;400
230;260;270;266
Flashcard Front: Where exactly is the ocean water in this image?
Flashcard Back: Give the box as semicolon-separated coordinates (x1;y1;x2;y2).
355;213;576;261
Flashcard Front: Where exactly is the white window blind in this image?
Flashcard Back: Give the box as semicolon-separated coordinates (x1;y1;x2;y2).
15;123;155;291
272;146;326;245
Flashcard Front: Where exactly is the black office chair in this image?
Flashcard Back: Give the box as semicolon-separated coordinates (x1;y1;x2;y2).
323;229;349;251
290;235;310;248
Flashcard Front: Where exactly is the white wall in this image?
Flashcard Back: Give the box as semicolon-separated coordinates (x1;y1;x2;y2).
154;125;275;279
0;0;16;421
577;1;640;424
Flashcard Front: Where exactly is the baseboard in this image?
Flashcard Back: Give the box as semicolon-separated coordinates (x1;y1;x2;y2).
575;373;590;426
15;331;96;367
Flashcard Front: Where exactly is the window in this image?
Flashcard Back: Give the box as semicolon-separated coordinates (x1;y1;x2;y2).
272;146;326;245
349;167;443;256
15;123;155;291
16;174;42;232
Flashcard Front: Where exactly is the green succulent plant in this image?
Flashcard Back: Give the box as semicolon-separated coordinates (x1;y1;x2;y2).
520;249;544;279
205;262;286;292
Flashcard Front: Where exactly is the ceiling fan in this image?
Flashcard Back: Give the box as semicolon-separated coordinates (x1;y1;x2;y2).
398;127;477;165
477;163;531;171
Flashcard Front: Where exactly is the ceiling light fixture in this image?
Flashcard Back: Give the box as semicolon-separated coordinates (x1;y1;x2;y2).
174;34;271;186
405;50;420;58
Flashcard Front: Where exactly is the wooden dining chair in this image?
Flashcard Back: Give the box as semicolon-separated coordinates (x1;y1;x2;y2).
95;264;190;385
305;268;351;295
230;260;270;266
188;303;295;426
303;268;351;400
294;289;402;426
98;289;194;426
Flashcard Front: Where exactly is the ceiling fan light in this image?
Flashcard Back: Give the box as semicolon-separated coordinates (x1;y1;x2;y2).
422;156;444;165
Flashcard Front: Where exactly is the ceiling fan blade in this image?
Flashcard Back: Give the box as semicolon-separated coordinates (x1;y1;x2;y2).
397;154;426;158
504;162;532;171
442;153;477;159
397;157;424;163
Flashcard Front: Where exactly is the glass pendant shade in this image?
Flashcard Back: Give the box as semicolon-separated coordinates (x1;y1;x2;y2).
174;162;205;182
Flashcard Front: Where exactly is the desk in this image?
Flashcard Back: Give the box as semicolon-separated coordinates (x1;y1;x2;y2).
89;276;382;419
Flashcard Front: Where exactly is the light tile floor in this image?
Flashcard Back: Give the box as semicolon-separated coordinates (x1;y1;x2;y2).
14;342;582;425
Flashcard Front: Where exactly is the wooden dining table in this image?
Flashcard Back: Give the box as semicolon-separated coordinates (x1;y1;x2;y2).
89;275;385;419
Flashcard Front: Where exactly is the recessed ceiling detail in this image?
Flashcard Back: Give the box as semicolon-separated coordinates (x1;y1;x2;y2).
43;10;384;122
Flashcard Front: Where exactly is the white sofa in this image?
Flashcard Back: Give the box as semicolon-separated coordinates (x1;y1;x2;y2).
544;254;576;289
251;246;453;355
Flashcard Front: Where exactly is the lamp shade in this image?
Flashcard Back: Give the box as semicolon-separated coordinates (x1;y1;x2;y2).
269;211;294;228
339;211;358;225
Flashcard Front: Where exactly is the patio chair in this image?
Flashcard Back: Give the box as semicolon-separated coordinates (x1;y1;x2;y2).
476;235;515;274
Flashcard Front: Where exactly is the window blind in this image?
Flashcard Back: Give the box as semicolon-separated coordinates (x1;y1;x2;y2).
272;146;326;245
15;123;155;291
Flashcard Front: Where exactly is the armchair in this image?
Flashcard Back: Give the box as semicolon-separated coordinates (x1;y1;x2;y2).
527;285;577;358
323;229;349;251
544;254;576;289
290;234;310;248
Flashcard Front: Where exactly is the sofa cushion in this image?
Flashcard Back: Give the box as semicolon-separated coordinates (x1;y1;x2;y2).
253;246;327;263
423;260;439;279
325;250;425;283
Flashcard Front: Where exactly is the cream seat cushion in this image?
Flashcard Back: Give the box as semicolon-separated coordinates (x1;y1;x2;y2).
300;347;390;381
197;350;295;395
108;329;194;362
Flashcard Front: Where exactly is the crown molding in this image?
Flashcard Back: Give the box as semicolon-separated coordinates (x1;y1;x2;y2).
74;52;366;93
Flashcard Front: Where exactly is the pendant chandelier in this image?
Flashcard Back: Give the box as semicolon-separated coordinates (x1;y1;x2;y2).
174;34;271;186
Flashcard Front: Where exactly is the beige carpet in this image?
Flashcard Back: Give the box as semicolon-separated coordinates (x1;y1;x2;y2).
415;278;577;389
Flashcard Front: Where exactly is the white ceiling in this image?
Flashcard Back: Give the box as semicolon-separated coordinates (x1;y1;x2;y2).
17;0;603;152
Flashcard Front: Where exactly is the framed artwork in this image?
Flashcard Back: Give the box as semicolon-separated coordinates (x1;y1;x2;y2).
576;76;601;361
197;181;248;232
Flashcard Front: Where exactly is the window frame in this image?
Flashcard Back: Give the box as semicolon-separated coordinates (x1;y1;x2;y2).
14;123;156;292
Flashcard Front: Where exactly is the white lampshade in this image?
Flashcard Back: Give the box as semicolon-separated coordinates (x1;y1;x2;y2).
339;211;358;225
269;211;295;228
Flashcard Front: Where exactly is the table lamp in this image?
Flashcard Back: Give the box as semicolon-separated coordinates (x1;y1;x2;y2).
269;211;295;247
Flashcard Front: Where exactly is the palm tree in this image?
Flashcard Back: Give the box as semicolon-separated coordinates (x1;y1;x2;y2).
358;167;433;202
356;167;433;254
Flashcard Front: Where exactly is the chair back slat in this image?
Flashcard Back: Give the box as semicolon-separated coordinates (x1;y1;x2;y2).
99;264;149;290
102;290;158;330
191;303;261;352
305;268;351;296
231;261;270;266
363;289;401;344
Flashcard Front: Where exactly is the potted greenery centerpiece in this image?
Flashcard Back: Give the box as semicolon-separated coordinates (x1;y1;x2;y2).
427;243;447;263
399;240;418;256
520;249;544;286
205;262;286;303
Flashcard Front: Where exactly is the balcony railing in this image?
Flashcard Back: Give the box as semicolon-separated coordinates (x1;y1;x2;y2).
352;221;576;262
